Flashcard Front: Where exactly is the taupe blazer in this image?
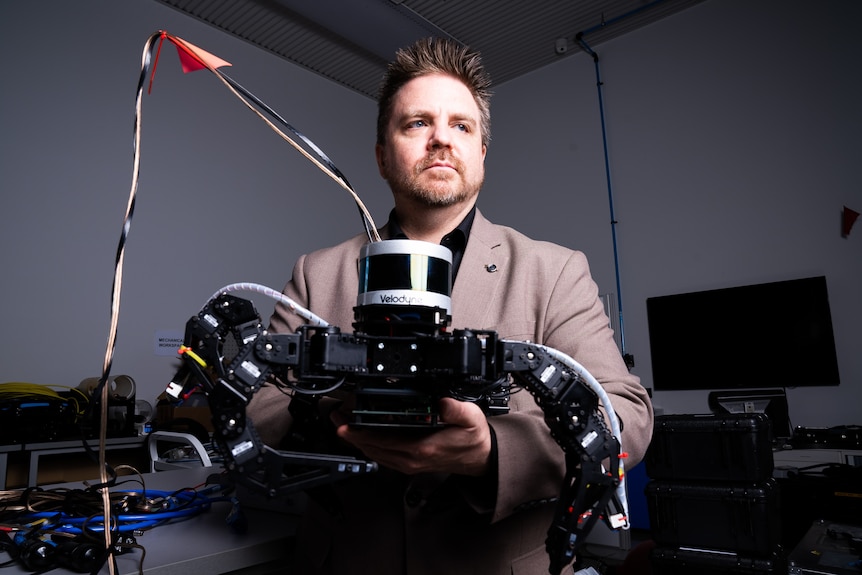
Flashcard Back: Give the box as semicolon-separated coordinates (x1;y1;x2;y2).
249;209;653;575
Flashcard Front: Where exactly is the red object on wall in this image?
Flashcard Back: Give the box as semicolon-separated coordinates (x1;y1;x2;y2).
843;206;859;237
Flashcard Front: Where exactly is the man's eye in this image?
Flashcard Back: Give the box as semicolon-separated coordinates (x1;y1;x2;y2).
408;120;427;128
455;123;468;132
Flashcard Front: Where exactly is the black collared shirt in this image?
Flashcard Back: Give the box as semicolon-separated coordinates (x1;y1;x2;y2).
387;206;476;282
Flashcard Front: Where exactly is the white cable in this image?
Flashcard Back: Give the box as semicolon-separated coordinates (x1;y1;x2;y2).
211;282;330;327
503;340;630;527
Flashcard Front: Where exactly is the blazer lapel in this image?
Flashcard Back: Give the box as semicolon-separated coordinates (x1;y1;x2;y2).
451;210;507;330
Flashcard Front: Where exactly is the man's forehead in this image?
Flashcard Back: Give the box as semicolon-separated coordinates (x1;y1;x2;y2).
391;74;479;117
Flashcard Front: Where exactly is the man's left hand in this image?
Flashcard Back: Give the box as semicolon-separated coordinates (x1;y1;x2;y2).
331;397;492;477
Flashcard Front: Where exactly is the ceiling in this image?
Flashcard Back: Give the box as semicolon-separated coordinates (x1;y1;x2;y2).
154;0;705;99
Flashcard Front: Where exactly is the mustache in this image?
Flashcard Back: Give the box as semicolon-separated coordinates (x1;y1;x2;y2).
417;152;462;172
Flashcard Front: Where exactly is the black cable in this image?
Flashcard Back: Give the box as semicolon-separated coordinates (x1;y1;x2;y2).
215;70;377;242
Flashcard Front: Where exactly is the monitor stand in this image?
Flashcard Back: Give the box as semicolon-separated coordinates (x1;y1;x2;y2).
708;388;792;441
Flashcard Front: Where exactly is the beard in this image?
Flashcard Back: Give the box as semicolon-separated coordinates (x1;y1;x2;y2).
387;152;484;208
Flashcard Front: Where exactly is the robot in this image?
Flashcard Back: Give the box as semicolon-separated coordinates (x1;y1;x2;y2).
165;238;629;574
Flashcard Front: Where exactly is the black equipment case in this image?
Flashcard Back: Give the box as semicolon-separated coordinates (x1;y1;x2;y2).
646;478;782;556
646;413;774;482
651;546;784;575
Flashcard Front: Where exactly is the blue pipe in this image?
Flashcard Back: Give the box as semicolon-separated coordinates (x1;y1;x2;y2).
578;0;671;38
571;2;674;369
576;37;630;366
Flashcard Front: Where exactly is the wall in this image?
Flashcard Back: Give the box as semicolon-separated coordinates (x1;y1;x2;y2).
0;0;386;404
2;1;860;429
484;0;862;427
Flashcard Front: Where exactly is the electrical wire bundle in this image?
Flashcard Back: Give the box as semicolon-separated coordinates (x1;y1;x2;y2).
0;383;85;401
0;383;90;444
0;473;232;574
0;383;89;416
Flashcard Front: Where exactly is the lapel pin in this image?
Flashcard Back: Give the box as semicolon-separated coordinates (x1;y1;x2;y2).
485;264;498;273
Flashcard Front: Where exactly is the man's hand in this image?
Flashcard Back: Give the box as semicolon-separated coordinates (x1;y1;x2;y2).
331;397;492;477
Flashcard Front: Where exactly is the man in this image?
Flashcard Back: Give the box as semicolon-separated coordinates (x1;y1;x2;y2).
248;37;653;574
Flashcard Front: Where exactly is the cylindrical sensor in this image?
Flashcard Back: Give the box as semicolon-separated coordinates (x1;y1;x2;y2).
355;239;453;333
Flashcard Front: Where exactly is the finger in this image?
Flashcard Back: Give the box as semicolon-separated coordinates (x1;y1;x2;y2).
330;408;349;428
438;397;482;427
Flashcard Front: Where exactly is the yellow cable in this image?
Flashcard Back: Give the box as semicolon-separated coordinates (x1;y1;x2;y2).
0;383;90;415
178;346;207;368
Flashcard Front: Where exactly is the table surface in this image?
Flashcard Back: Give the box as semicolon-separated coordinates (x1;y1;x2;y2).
2;466;300;575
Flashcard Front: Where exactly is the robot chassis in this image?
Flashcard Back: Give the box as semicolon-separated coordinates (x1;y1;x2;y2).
166;247;628;575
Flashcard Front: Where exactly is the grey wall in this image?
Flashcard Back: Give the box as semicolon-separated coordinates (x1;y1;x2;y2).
2;1;860;429
483;0;862;427
1;0;386;405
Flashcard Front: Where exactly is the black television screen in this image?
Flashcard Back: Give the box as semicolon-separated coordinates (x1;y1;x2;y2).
646;276;840;391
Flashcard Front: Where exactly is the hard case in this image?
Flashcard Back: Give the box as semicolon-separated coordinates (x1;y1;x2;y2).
646;413;774;482
646;479;782;557
787;519;862;575
651;546;784;575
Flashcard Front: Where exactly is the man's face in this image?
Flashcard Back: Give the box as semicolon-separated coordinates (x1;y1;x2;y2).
376;73;487;208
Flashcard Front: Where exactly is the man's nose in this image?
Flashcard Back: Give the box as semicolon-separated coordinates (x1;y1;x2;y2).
429;125;453;148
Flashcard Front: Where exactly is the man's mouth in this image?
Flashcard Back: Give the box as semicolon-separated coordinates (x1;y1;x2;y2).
423;157;458;172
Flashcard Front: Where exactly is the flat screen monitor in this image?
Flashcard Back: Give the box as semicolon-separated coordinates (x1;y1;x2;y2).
646;276;840;391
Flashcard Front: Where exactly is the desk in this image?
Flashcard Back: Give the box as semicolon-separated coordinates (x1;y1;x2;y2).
773;446;862;469
0;443;19;488
0;436;146;489
3;466;299;575
773;448;862;551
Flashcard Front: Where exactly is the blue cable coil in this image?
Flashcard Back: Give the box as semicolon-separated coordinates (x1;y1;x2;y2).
14;486;227;535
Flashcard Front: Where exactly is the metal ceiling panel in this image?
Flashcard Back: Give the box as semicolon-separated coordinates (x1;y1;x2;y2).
154;0;705;98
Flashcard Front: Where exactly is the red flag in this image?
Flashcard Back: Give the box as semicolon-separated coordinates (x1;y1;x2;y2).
167;34;232;73
148;31;232;94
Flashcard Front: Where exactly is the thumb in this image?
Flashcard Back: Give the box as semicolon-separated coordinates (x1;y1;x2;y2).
437;396;477;427
330;408;349;428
